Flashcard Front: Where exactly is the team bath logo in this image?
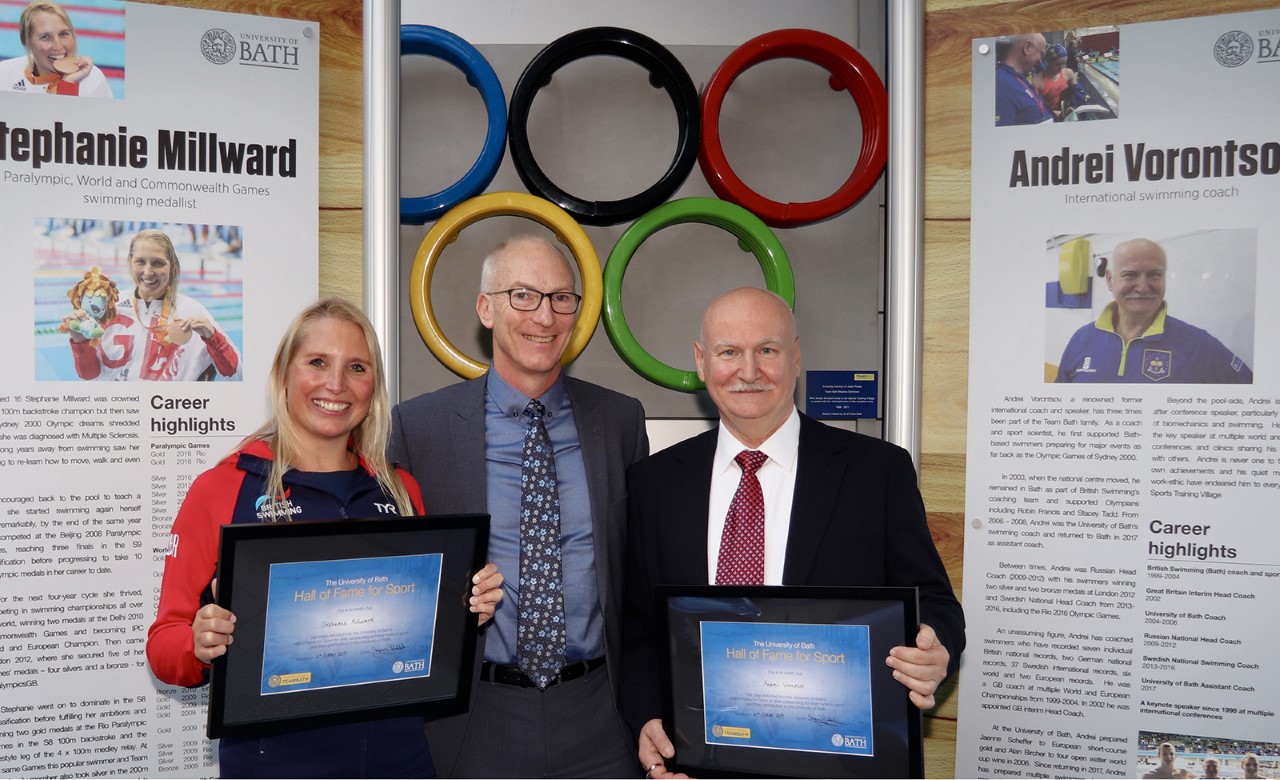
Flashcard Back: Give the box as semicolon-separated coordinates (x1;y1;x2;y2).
201;29;237;65
1213;31;1253;67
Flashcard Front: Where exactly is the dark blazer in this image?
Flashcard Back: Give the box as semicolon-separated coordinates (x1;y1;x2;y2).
389;374;649;776
619;413;964;735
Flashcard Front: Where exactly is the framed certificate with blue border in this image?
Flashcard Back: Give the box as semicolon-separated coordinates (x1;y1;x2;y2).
657;585;922;778
207;514;489;739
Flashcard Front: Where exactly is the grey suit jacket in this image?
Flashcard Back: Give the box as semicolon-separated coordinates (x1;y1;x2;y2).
389;373;649;775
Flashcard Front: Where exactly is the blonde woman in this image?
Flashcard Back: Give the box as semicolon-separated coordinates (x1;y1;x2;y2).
147;298;503;777
0;1;112;97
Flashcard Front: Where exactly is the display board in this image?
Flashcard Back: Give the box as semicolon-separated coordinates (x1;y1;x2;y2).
0;3;319;776
957;9;1279;778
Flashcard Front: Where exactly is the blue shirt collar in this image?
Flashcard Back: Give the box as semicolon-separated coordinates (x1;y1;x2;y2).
485;369;567;421
998;61;1031;81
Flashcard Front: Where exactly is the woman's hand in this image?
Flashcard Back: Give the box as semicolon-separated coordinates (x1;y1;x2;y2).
58;56;94;85
170;316;216;341
61;309;90;342
192;603;236;664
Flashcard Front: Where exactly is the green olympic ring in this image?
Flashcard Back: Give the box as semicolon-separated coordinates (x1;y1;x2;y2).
603;197;795;391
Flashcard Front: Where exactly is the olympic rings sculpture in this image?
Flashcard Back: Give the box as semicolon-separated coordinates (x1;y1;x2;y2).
400;26;507;226
603;197;795;391
409;192;603;378
507;27;701;227
698;28;888;228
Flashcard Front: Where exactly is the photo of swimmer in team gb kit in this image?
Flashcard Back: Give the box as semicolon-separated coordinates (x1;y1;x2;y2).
36;221;245;382
0;1;120;98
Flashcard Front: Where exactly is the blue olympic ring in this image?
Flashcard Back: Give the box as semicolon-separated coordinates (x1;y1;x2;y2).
400;25;507;225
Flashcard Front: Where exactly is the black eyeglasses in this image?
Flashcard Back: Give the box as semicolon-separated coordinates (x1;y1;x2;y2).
487;287;582;314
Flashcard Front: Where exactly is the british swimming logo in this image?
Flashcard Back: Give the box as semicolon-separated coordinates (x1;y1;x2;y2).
255;489;303;521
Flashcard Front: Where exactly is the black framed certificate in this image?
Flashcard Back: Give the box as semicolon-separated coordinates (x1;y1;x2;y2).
207;514;489;739
656;585;922;779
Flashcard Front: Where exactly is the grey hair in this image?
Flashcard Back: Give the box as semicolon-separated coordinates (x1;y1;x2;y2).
479;234;574;295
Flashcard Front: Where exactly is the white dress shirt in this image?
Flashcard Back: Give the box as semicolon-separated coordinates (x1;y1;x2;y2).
706;407;800;585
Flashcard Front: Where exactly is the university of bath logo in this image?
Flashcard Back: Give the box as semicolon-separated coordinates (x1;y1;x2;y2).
200;27;302;70
832;733;869;749
201;29;237;65
396;658;426;674
1213;31;1253;67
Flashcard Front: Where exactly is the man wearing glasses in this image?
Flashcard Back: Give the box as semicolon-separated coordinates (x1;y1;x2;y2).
996;31;1054;126
391;234;649;777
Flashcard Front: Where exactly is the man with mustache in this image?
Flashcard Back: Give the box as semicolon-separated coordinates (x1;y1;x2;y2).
619;287;964;778
1055;237;1252;383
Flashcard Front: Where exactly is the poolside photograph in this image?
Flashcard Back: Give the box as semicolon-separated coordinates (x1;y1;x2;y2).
994;26;1119;126
34;218;245;382
1137;731;1279;779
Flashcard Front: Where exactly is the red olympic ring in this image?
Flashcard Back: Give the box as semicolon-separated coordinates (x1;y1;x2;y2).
698;29;888;228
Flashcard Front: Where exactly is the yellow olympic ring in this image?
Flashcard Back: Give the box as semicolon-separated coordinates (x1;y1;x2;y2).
408;192;602;378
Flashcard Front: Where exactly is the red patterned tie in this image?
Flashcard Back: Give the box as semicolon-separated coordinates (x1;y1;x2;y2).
715;450;768;585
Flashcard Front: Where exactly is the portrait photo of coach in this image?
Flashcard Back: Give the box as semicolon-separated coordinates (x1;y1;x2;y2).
0;1;123;98
1046;230;1255;384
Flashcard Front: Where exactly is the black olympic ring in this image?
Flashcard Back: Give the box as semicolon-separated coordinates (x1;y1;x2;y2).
507;26;702;227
